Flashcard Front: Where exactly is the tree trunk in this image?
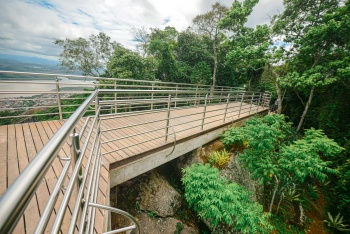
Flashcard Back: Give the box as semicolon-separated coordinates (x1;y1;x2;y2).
296;86;315;132
269;175;279;213
211;43;218;93
269;65;283;114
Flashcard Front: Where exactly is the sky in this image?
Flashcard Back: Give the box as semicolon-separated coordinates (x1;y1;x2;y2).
0;0;284;61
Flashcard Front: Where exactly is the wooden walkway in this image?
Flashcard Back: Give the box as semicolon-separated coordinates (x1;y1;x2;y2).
0;101;267;233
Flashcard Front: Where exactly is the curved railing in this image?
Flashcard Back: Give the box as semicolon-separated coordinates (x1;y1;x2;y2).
0;71;271;233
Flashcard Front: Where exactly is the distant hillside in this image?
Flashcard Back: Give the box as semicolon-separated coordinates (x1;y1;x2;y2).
0;54;82;78
0;54;57;65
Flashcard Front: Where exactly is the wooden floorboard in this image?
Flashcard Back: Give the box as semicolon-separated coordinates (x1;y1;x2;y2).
0;102;267;233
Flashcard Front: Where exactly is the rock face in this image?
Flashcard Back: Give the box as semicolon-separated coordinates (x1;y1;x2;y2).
138;171;182;217
220;154;263;203
137;213;198;234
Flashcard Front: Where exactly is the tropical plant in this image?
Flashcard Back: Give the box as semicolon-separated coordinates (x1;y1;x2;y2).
208;149;230;169
221;114;342;213
182;163;272;233
323;212;350;232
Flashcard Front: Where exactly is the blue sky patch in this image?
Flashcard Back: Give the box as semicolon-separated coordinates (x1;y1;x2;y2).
26;0;54;9
162;18;170;25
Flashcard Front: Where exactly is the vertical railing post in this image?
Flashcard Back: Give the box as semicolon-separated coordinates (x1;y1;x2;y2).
95;95;100;119
165;94;171;142
114;80;118;113
249;92;255;114
223;93;230;122
220;87;224;103
70;128;81;191
238;91;245;118
201;93;208;130
195;85;199;105
174;84;178;108
151;83;154;110
256;93;263;113
56;77;63;120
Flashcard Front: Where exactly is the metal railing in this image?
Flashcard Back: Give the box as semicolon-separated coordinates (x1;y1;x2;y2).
0;71;271;233
0;70;242;123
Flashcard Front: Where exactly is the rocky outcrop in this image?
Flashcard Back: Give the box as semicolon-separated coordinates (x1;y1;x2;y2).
137;213;198;234
219;154;263;203
138;171;182;217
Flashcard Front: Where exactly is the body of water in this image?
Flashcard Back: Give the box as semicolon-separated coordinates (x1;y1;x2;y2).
0;77;95;98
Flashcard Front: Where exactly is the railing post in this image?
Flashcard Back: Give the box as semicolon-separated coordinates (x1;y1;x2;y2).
95;95;100;119
175;84;178;107
114;80;118;113
165;94;171;142
256;93;263;113
201;93;208;130
223;93;230;122
195;85;199;105
56;77;63;120
70;128;82;197
220;87;224;102
249;92;255;114
238;91;245;118
151;83;154;110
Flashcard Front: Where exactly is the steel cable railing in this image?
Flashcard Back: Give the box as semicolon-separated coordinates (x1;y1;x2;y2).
0;72;271;233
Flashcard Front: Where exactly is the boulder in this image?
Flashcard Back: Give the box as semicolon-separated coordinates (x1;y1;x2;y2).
137;213;198;234
219;154;263;203
138;171;182;217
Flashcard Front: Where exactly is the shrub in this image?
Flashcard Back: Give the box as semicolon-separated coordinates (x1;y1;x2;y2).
182;163;273;233
208;149;230;168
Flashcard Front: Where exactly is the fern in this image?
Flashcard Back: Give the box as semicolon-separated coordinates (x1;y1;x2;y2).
208;149;230;168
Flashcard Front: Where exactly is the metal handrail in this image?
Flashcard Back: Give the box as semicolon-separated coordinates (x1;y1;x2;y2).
0;70;240;122
0;72;271;233
0;90;98;233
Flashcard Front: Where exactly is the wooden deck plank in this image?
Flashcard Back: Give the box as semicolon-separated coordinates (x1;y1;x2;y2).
12;124;40;234
7;125;26;234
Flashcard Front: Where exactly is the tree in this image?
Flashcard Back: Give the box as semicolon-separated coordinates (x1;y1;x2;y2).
54;32;116;76
273;0;347;131
221;114;342;214
130;26;150;57
148;27;179;82
107;44;157;80
193;2;229;91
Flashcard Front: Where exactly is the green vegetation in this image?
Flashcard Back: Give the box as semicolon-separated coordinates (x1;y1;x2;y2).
222;115;342;215
208;149;230;169
324;212;350;232
182;163;272;233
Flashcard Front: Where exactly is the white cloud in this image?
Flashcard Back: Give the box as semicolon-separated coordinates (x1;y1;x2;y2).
0;0;283;60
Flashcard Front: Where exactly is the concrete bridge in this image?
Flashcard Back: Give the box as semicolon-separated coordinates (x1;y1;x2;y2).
0;71;270;233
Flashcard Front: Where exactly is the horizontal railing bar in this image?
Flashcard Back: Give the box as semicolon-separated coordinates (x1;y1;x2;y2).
102;118;165;133
102;125;166;144
102;133;168;156
0;70;235;90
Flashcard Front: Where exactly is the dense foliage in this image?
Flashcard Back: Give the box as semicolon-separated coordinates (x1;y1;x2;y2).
222;115;342;216
182;163;272;233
